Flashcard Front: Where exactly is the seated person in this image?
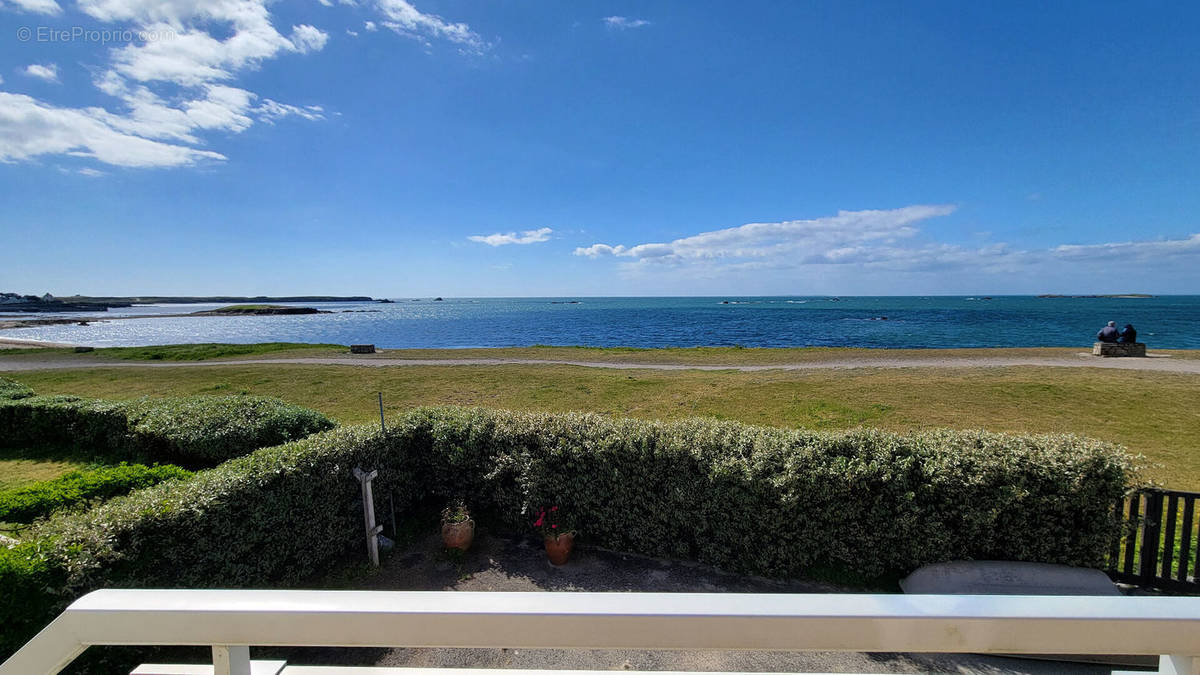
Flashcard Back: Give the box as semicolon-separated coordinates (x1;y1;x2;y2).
1097;321;1120;343
1119;324;1138;343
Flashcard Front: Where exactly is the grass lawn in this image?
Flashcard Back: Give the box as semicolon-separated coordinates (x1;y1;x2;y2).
0;446;95;491
8;359;1200;489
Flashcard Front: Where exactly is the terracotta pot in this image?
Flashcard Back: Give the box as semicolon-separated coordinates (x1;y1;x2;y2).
544;531;575;565
441;518;474;551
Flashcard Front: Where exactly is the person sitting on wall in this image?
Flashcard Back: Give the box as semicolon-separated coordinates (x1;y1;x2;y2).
1119;324;1138;343
1097;321;1120;343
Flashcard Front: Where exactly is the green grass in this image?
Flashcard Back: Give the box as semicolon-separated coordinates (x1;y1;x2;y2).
97;342;344;361
8;358;1200;489
0;446;97;491
0;342;344;361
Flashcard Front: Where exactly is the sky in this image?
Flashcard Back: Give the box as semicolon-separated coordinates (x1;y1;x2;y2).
1;1;1199;297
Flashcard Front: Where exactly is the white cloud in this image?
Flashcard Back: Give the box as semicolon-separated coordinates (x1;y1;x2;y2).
23;64;59;83
255;99;325;123
364;20;378;31
345;28;359;36
1;0;61;14
77;167;105;177
0;0;330;169
1052;234;1200;262
291;24;329;53
574;206;1200;289
375;0;486;53
469;227;554;246
603;16;651;30
0;92;225;167
575;206;956;263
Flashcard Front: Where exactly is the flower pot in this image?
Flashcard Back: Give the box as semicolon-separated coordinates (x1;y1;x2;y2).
544;531;575;565
441;518;475;551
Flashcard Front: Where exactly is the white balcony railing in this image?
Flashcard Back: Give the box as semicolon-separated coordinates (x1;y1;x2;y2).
2;590;1198;675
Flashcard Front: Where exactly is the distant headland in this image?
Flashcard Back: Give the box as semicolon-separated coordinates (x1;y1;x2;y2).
194;305;327;316
1036;294;1154;299
0;293;375;313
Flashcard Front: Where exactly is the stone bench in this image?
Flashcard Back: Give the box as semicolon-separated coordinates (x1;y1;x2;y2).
350;344;376;354
1093;342;1146;357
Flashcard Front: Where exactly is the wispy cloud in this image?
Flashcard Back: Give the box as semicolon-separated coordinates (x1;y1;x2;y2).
23;64;59;83
574;205;1200;289
603;16;651;30
1052;234;1200;262
470;227;554;246
575;206;956;264
1;0;61;14
375;0;487;53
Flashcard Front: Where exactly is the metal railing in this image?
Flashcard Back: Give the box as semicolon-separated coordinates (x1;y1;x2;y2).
1110;488;1200;592
2;590;1200;675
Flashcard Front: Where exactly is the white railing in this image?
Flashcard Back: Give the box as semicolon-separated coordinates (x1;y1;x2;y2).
2;590;1199;675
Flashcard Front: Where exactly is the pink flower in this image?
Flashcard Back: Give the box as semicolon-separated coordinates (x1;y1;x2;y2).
551;506;558;512
533;516;544;527
551;524;558;528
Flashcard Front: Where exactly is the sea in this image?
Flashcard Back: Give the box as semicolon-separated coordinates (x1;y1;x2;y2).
2;296;1198;350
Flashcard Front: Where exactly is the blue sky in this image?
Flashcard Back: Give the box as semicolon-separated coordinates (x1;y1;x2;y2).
1;1;1199;296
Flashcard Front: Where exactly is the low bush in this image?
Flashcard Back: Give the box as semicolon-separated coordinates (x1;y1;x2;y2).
0;407;1136;664
0;377;34;400
0;463;192;524
0;395;335;466
0;396;129;450
120;396;336;464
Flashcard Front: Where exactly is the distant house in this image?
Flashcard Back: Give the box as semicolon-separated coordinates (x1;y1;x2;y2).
41;293;55;302
0;292;30;305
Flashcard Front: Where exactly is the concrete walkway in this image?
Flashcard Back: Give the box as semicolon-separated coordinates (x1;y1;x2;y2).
288;532;1124;674
2;353;1199;375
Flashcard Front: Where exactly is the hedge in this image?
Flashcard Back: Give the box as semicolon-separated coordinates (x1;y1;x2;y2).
0;407;1136;663
0;395;335;466
0;377;34;401
0;463;193;524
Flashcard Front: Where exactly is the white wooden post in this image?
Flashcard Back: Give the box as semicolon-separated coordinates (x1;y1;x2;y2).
1160;654;1200;675
211;645;250;675
353;467;382;566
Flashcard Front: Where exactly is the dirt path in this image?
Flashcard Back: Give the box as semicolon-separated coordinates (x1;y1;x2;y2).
3;353;1200;374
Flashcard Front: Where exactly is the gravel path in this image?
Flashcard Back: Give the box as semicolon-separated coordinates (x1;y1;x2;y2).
2;353;1200;374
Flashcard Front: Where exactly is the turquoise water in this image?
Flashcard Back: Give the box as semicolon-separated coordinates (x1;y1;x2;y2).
3;296;1198;349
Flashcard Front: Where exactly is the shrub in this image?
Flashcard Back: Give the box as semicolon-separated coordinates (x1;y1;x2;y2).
0;407;1136;663
0;395;335;466
0;377;34;400
0;425;408;659
0;463;192;524
0;396;129;450
121;396;337;464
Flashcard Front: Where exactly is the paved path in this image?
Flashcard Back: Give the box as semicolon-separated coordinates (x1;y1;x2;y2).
307;532;1120;675
2;353;1200;374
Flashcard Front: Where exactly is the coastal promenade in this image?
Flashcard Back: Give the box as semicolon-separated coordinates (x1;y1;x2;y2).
3;351;1200;374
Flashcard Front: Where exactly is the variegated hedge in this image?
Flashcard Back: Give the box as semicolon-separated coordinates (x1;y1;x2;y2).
0;406;1137;663
0;393;335;465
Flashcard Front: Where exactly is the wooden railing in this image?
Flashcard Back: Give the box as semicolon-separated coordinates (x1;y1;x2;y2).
1110;488;1200;592
2;590;1199;675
